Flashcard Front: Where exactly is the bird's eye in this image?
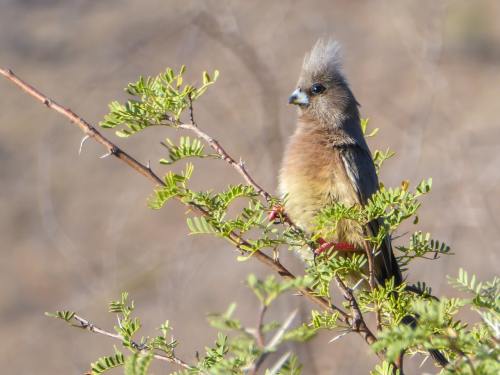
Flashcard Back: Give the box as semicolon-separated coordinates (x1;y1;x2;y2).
310;83;326;95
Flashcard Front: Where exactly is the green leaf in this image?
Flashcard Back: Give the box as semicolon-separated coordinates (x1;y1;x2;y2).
360;118;379;138
109;292;134;316
45;310;75;322
100;66;219;135
199;333;229;370
90;349;125;374
396;231;451;268
371;361;400;375
124;352;153;375
246;274;298;306
373;148;395;173
187;216;217;235
160;136;207;165
207;303;243;331
416;178;432;194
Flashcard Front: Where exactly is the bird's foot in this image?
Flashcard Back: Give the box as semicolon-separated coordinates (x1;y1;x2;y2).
314;238;357;255
267;204;292;224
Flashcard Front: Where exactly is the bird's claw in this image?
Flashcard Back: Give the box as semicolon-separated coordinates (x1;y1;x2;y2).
314;238;357;255
268;204;292;224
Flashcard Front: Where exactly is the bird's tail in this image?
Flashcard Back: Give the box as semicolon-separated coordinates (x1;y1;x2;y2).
375;229;449;368
401;315;449;367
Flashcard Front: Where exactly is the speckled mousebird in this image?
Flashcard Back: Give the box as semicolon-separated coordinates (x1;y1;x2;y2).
278;40;450;367
279;39;401;286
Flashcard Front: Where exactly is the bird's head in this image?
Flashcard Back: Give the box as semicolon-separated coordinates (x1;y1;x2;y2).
288;39;358;124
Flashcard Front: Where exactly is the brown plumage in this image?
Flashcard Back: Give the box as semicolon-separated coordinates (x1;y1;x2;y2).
279;39;401;286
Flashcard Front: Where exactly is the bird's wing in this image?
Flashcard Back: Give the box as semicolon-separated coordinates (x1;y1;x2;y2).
340;145;402;285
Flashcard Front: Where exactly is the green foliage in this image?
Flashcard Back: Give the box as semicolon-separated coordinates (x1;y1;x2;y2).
49;273;316;375
360;118;379;138
310;310;340;330
370;361;400;375
207;303;242;331
306;249;367;295
160;136;210;165
45;310;75;322
373;272;500;374
373;148;396;174
90;349;126;374
186;216;217;235
148;163;194;209
124;352;153;375
247;274;299;306
100;66;218;137
396;231;451;271
358;279;411;326
110;293;141;350
313;178;433;251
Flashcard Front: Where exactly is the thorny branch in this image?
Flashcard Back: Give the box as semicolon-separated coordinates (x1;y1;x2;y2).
72;314;193;370
334;276;378;347
178;122;273;202
0;68;380;355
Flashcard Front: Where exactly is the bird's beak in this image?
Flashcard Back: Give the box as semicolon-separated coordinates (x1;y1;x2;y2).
288;88;309;106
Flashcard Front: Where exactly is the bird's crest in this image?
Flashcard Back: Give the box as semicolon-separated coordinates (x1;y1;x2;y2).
302;38;343;77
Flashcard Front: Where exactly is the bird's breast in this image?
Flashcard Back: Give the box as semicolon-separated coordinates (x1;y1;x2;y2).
279;127;358;232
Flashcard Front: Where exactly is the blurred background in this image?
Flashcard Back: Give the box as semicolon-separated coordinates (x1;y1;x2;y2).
1;0;499;373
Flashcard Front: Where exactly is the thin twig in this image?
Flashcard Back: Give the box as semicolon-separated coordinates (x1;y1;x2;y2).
178;123;272;202
0;67;380;351
72;314;193;370
188;93;196;127
256;304;267;348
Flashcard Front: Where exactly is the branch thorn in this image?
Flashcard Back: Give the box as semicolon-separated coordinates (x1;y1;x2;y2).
352;278;365;291
100;150;113;159
79;135;90;155
329;330;350;343
419;355;430;368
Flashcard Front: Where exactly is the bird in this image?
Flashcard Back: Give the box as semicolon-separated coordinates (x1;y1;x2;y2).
278;38;401;286
279;39;448;367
